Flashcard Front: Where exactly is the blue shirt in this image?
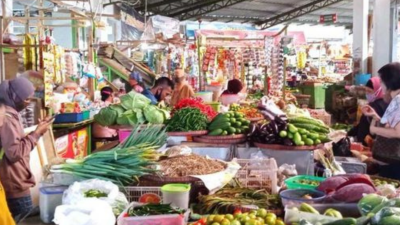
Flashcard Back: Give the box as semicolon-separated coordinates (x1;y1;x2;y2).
142;89;157;105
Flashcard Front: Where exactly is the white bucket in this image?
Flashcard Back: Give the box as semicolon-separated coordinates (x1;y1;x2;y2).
195;92;213;103
161;184;191;210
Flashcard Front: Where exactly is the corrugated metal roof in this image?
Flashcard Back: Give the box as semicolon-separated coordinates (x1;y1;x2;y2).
134;0;374;28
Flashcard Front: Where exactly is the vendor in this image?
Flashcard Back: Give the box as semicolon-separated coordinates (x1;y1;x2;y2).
0;98;16;225
92;87;118;139
362;63;400;179
142;77;174;105
128;71;144;93
348;77;388;146
0;77;53;222
221;79;243;95
170;69;195;106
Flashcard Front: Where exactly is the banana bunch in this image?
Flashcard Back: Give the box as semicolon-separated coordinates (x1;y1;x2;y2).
323;209;343;219
299;203;320;214
297;51;307;69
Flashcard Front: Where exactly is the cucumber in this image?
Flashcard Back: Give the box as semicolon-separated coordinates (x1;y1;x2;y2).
209;121;231;131
236;129;242;134
308;132;319;140
227;127;236;134
209;129;223;136
242;120;250;126
221;131;228;136
288;124;298;133
305;138;314;146
230;118;237;123
236;122;242;127
288;132;294;139
322;218;357;225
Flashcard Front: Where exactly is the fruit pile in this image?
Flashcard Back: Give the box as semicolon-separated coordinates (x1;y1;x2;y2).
292;179;321;187
208;112;251;136
191;209;285;225
230;104;263;119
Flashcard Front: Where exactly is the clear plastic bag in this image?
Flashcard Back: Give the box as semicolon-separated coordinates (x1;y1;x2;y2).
54;198;116;225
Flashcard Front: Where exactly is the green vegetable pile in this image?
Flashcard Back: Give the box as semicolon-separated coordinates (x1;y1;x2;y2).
94;91;170;126
84;189;108;198
208;112;250;136
166;107;208;132
51;125;167;185
127;204;185;216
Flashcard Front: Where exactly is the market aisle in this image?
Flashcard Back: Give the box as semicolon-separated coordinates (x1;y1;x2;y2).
19;216;52;225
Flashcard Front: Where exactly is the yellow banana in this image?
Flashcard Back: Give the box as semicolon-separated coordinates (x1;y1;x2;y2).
299;203;320;215
324;209;343;219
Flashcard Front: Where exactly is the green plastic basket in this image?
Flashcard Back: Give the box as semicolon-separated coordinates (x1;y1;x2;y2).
285;175;326;190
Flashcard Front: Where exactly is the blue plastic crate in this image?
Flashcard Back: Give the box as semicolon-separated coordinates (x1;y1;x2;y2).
355;74;371;85
54;113;83;124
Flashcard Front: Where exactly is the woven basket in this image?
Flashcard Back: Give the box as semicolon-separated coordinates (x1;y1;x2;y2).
370;175;400;188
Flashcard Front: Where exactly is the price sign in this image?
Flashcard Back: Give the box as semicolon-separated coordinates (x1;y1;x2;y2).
319;14;338;23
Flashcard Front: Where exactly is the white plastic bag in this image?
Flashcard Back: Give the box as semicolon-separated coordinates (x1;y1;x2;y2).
63;179;128;215
54;198;116;225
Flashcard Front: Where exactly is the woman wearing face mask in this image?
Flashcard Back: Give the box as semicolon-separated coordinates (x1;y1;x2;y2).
0;77;53;222
362;63;400;179
0;98;16;225
347;77;388;146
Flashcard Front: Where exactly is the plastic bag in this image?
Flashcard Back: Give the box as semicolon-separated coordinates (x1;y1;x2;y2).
54;198;116;225
371;207;400;225
332;137;352;157
357;194;387;216
63;179;128;216
279;164;298;177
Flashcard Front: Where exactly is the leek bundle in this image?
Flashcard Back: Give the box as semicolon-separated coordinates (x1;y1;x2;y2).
51;125;167;185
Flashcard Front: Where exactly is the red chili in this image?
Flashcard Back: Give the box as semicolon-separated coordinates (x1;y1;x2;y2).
198;218;207;225
173;98;217;120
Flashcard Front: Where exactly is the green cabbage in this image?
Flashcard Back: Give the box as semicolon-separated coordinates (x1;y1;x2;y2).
116;109;145;126
143;105;168;124
120;91;151;110
94;107;120;126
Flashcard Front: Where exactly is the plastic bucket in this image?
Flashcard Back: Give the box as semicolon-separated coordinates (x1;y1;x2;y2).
161;184;191;209
40;186;69;223
195;92;213;103
355;74;371;85
220;94;241;106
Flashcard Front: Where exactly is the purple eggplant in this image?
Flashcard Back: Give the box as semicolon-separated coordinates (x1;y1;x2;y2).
283;138;294;146
259;110;275;121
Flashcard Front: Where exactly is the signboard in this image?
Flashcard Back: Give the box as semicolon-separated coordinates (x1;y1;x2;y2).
55;128;88;159
320;14;338;24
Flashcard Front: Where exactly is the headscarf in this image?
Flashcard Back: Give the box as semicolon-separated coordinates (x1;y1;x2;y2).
366;77;384;100
0;77;35;109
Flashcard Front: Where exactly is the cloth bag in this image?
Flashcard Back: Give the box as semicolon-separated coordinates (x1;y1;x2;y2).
372;135;400;163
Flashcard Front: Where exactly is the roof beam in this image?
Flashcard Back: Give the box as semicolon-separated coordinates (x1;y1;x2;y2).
176;0;247;20
256;0;345;29
135;0;182;11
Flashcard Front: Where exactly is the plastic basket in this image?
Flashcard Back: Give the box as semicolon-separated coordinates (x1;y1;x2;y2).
54;112;83;124
285;175;326;190
234;158;278;194
123;186;162;203
82;110;90;120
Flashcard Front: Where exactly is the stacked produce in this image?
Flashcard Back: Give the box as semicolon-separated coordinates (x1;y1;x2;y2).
172;98;217;120
191;208;284;225
94;91;169;126
158;154;226;177
51;125;167;185
198;187;281;215
207;112;250;136
230;104;263;120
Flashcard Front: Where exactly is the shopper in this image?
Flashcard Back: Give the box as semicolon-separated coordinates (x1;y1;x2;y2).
0;77;53;222
142;77;174;105
221;79;243;95
348;77;388;146
0;98;16;225
362;62;400;179
128;71;144;93
92;87;118;139
170;69;195;106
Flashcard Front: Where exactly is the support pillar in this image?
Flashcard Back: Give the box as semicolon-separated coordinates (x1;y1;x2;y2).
352;0;368;75
372;0;391;74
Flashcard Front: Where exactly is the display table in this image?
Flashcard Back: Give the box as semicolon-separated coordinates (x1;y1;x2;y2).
52;119;93;158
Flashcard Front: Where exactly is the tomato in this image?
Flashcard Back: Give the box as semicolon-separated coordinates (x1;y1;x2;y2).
265;216;276;225
234;209;243;215
198;218;207;225
257;208;268;218
138;193;161;204
225;214;234;221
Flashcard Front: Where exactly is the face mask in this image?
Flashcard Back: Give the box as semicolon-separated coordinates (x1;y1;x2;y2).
366;93;376;103
155;89;162;101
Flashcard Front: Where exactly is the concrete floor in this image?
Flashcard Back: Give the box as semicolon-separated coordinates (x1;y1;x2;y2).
19;216;52;225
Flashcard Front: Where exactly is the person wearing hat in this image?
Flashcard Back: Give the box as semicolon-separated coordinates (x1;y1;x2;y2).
170;69;195;106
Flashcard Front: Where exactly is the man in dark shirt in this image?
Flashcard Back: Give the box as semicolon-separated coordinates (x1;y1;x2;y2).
142;77;174;105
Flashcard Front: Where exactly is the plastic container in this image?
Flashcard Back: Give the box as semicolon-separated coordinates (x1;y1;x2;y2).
206;102;221;112
54;112;83;124
285;175;326;190
280;189;326;207
124;186;162;203
355;74;371;85
220;94;241;106
119;214;186;225
195;92;213;103
161;184;191;209
40;186;69;223
82;110;90;120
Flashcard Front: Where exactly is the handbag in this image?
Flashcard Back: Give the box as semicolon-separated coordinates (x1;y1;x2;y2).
332;137;352;157
372;135;400;164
